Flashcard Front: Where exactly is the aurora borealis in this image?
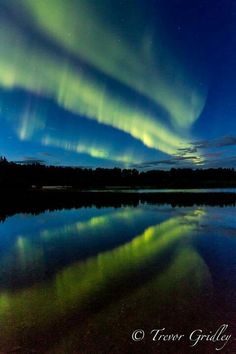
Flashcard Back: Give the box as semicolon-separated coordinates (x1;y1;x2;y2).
0;0;236;168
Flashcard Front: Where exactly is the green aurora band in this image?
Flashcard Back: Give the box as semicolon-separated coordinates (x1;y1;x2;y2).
0;0;207;163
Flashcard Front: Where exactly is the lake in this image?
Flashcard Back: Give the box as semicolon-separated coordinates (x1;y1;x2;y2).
1;200;236;353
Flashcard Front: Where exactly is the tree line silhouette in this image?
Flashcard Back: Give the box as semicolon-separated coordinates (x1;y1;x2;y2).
1;156;236;189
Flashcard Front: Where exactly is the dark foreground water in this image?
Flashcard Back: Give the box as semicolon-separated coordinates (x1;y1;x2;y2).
0;202;236;353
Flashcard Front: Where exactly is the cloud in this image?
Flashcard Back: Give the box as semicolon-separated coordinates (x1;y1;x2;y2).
176;136;236;167
191;136;236;149
177;146;198;155
131;155;202;169
202;152;223;158
200;155;236;168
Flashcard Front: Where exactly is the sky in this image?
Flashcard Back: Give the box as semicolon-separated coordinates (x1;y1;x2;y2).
0;0;236;169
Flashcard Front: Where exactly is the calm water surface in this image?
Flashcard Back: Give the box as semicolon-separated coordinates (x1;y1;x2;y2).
88;187;236;193
0;203;236;353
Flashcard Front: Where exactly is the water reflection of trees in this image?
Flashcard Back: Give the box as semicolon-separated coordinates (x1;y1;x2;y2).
0;190;236;222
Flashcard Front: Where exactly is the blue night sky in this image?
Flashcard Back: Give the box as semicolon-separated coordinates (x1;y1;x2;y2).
0;0;236;169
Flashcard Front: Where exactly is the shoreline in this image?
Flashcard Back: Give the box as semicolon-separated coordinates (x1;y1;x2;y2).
1;189;236;221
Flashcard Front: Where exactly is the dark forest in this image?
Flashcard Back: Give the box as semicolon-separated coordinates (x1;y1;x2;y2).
1;157;236;189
